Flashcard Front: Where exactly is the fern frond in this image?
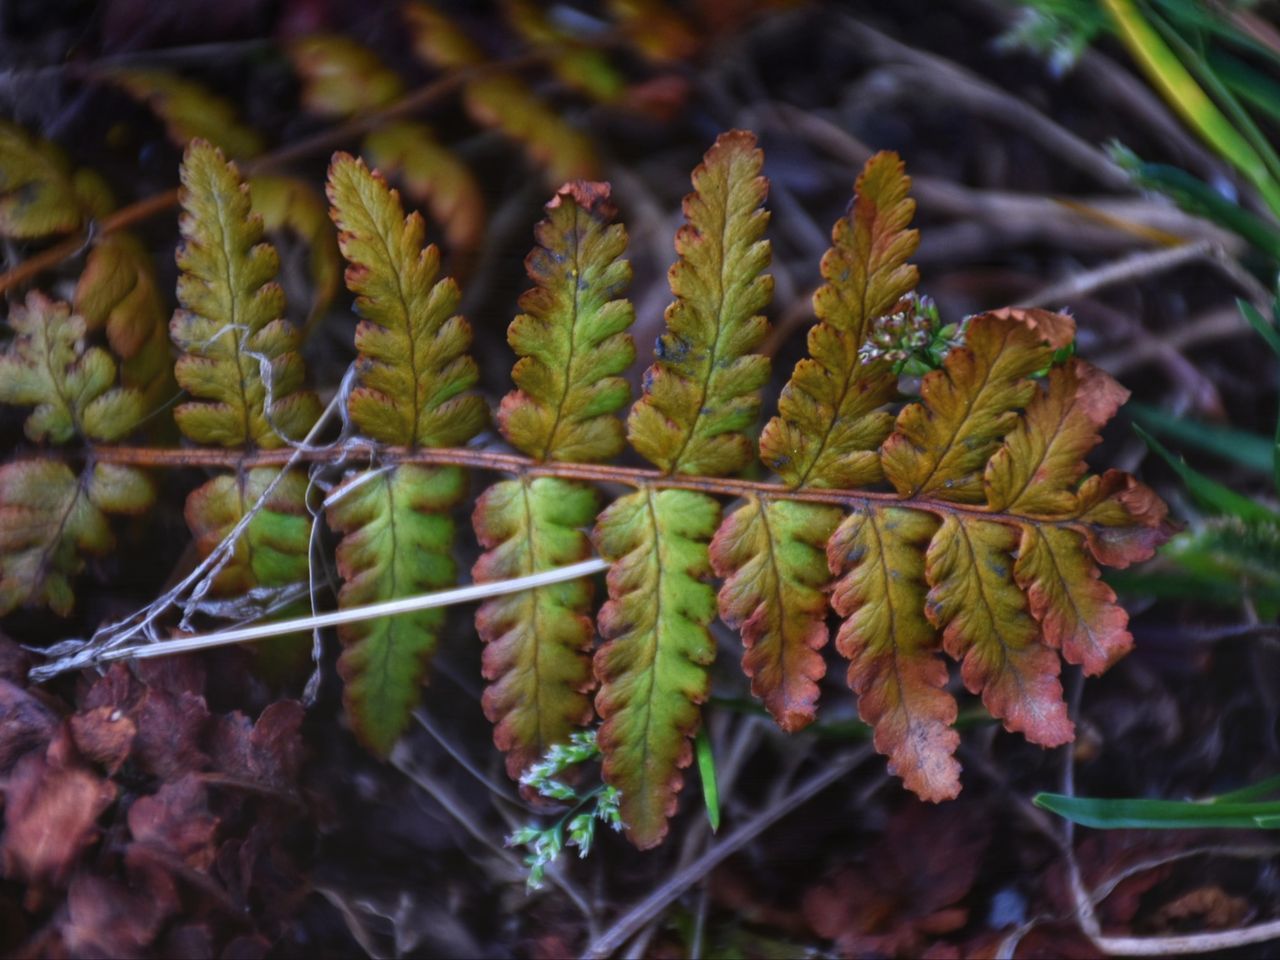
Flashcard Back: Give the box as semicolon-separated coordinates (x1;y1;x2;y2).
881;313;1071;502
328;465;465;756
474;184;633;775
185;468;312;597
504;0;626;103
402;2;485;69
716;151;913;732
593;487;720;849
829;505;960;800
288;35;404;118
361;122;486;255
463;75;600;184
473;477;598;778
710;497;839;732
0;293;145;444
759;151;914;490
75;233;172;391
499;182;635;463
627;130;772;477
248;175;344;331
326;153;488;447
171;141;321;449
0;461;153;615
108;69;263;158
0;120;112;239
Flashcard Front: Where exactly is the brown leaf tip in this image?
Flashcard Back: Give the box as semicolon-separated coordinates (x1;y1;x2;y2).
548;180;616;219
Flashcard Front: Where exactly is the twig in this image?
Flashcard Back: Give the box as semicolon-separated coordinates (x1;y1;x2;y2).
840;20;1131;190
582;747;873;959
1024;241;1270;309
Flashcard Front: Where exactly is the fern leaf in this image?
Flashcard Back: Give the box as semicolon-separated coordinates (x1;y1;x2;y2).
608;0;699;63
500;181;635;463
0;461;153;615
881;312;1071;502
0;293;145;444
926;514;1074;746
75;233;172;391
985;359;1129;515
108;69;263;158
1016;524;1132;676
170;141;321;449
327;465;465;756
402;2;485;69
504;0;626;103
593;488;719;848
463;74;600;184
710;497;839;731
248;175;343;331
361;122;486;255
288;35;404;118
628;130;772;477
472;477;597;778
326;153;488;447
185;468;312;596
720;152;913;732
0;120;112;239
760;151;914;490
828;505;960;800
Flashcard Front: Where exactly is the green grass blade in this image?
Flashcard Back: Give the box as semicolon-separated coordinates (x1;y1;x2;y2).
1118;158;1280;261
1210;774;1280;803
1135;424;1280;521
695;727;721;832
1129;402;1274;474
1034;791;1280;829
1104;0;1280;217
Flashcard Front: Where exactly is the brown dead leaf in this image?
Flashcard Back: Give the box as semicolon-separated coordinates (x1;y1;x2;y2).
209;700;304;791
0;728;116;901
128;773;220;870
803;804;988;958
71;704;137;773
1153;886;1250;931
61;866;177;959
0;678;58;772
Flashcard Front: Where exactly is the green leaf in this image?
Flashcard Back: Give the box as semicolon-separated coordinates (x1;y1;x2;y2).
108;69;264;159
171;140;321;449
0;460;153;615
593;487;720;848
472;477;599;779
328;464;467;756
1034;791;1280;829
74;232;173;392
1134;424;1279;522
184;468;312;596
627;130;773;477
0;292;145;443
1163;516;1280;610
463;75;600;185
326;153;488;448
288;35;404;118
0;120;112;239
499;181;635;463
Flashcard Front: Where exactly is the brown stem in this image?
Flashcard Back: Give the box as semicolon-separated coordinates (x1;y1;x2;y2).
0;57;534;296
88;443;1096;533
